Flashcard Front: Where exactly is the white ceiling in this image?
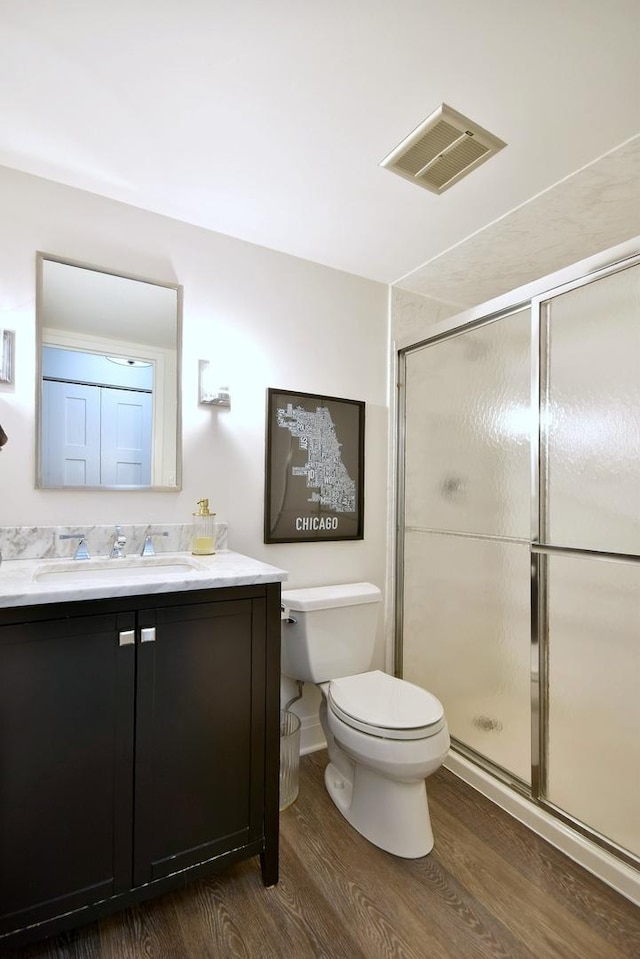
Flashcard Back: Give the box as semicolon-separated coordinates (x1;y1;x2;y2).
1;1;639;285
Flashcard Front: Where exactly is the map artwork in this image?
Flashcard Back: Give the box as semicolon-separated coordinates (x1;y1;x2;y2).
265;389;364;543
277;403;356;532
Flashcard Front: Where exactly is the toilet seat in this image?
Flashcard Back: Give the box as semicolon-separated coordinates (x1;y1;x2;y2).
328;670;445;741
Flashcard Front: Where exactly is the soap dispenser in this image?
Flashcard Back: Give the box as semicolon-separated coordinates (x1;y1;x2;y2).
192;498;216;555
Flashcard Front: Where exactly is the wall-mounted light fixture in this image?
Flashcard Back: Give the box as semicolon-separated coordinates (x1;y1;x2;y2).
198;359;230;407
0;329;14;385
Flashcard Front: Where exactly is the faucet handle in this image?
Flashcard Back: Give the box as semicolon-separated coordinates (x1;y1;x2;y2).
59;532;90;561
140;530;169;557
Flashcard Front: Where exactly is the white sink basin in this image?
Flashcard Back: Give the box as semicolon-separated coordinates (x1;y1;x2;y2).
34;556;205;584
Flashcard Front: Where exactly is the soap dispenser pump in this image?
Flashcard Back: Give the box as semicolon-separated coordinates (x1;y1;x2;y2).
192;498;216;555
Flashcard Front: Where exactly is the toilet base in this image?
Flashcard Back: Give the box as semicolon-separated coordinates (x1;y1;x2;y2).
324;760;434;859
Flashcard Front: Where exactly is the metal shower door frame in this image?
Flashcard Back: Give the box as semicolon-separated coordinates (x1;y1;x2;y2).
395;246;640;869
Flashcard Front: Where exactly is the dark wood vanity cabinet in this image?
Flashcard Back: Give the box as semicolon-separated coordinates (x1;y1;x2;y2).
0;583;281;948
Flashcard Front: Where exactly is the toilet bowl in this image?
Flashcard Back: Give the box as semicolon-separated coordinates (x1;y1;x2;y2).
281;583;450;859
320;671;449;857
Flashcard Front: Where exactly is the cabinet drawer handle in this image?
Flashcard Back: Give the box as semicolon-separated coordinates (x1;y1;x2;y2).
119;629;135;647
140;627;156;643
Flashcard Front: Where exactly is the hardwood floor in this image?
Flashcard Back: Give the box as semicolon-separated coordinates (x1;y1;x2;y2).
5;751;639;959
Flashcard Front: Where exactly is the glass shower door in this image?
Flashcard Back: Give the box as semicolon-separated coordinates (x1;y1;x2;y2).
401;308;532;783
399;253;640;863
540;263;640;857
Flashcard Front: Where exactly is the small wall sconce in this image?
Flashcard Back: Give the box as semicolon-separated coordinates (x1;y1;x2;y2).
0;329;14;385
198;359;230;407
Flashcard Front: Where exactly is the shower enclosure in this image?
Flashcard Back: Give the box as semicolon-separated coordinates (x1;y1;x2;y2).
397;251;640;866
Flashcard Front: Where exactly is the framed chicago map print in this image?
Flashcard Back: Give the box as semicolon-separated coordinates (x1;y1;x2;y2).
264;388;365;543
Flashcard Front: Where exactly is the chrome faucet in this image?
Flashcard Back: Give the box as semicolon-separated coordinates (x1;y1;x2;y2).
59;532;90;560
140;530;169;557
110;526;127;559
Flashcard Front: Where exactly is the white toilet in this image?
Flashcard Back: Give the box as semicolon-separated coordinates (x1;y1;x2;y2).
281;582;450;858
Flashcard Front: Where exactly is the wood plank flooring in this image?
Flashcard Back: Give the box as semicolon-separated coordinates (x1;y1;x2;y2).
4;750;639;959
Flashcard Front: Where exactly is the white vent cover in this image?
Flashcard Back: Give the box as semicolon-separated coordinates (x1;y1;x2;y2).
380;103;506;194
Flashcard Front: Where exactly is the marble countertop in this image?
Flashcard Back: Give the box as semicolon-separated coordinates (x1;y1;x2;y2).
0;550;288;608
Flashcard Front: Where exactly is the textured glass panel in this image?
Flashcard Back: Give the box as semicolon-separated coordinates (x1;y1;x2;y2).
544;264;640;554
404;309;531;539
402;530;531;782
546;554;640;856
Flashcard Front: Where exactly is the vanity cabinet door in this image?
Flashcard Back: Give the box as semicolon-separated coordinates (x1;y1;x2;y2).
0;611;135;936
132;597;266;887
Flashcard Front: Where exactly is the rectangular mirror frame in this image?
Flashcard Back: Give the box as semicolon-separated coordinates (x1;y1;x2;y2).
35;252;183;491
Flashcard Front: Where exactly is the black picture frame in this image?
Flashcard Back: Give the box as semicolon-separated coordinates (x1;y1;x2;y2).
264;388;365;544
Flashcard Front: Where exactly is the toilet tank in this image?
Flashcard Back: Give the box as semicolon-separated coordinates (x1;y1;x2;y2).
281;582;381;683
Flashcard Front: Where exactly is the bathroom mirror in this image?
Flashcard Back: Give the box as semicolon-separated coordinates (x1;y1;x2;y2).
36;253;182;490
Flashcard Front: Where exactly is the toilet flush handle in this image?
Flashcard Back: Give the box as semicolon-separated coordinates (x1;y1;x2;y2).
281;604;296;624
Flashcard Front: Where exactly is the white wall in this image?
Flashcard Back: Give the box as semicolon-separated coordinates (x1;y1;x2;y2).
0;164;391;730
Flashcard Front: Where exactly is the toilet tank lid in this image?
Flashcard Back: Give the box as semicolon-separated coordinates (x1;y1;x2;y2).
281;582;381;611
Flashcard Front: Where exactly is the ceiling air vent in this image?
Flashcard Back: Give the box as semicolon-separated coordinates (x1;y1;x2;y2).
380;103;506;194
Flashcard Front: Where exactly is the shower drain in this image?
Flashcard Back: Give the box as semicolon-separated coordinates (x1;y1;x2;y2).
473;714;503;732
